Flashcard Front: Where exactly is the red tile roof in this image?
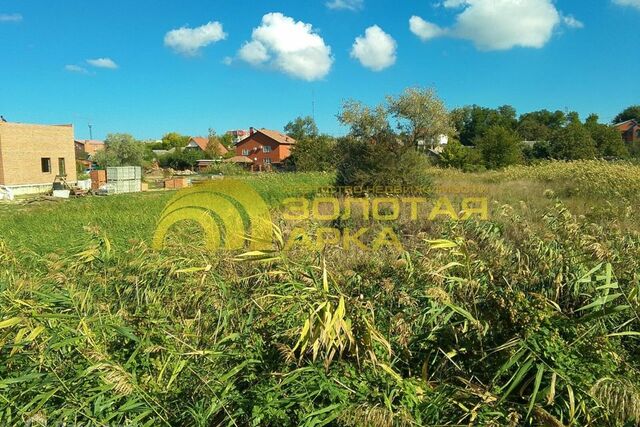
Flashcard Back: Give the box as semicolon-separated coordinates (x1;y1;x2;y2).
189;137;229;155
257;129;296;145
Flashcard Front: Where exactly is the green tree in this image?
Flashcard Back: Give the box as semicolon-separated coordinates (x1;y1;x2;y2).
94;133;146;167
337;100;391;141
288;134;336;172
517;109;566;142
284;116;319;141
475;126;523;169
387;87;454;148
158;148;200;170
585;114;629;158
548;122;597;160
451;105;518;146
438;139;483;171
335;131;432;191
161;132;190;149
204;131;228;159
613;105;640;124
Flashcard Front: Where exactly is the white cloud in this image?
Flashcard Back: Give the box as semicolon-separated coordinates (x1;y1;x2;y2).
613;0;640;9
412;0;580;51
326;0;364;11
563;15;584;29
87;58;118;69
65;64;90;74
237;13;333;81
164;21;227;56
350;25;397;71
0;13;22;22
409;16;445;41
238;41;270;65
442;0;467;7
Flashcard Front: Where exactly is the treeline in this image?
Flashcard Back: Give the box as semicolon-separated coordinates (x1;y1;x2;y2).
91;131;235;170
443;105;637;171
287;93;640;176
90;89;638;176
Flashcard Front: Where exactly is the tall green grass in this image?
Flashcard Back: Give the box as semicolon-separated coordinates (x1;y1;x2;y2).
1;166;640;426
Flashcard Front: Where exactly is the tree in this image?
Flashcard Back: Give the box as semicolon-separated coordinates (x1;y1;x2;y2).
158;148;200;170
517;109;566;142
335;131;432;191
284;116;319;141
204;131;229;159
288;134;336;172
337;100;391;141
219;133;235;151
387;87;454;148
161;132;190;149
438;139;483;171
94;133;146;167
451;105;518;146
474;126;523;169
585;114;628;158
548;122;597;160
613;105;640;124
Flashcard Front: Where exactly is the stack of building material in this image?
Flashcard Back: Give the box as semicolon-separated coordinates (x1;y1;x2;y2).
90;170;107;191
106;166;142;194
164;177;189;189
76;179;92;190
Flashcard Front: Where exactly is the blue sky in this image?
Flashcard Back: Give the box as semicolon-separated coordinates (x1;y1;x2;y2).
1;0;638;140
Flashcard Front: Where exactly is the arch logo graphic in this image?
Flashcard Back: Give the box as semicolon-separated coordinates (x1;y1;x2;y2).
152;180;273;251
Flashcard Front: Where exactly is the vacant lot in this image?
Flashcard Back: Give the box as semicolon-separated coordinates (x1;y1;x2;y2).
1;162;639;426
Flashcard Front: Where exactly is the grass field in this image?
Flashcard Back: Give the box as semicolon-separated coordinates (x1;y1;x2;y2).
0;173;333;254
1;162;640;426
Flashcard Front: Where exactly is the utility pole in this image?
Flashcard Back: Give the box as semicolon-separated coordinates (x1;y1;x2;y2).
88;124;93;140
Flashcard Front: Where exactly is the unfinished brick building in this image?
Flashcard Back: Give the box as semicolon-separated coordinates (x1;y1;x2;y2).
0;121;77;195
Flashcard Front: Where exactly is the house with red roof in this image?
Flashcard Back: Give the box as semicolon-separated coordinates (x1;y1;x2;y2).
185;136;229;156
613;119;640;144
233;127;296;171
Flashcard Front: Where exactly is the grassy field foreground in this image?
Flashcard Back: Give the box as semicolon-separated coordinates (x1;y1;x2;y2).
1;163;640;426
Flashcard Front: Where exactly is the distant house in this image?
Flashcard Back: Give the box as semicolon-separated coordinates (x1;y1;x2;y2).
75;139;105;157
195;159;223;172
0;121;77;195
185;137;228;156
613;119;640;144
417;134;449;150
233;128;296;171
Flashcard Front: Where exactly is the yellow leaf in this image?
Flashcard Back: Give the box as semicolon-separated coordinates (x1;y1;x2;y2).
0;317;22;329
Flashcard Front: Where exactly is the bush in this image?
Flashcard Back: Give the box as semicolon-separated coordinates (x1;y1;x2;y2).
288;134;337;172
474;125;523;169
203;162;249;176
548;122;597;160
94;133;147;168
158;149;200;170
438;139;485;171
335;132;432;192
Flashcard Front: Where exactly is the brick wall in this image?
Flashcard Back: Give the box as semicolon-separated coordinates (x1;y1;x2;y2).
235;132;293;168
0;122;77;186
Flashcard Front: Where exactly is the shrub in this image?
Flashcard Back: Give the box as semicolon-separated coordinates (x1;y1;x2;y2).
335;132;432;192
203;162;249;176
158;148;200;170
548;122;597;160
474;125;523;169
